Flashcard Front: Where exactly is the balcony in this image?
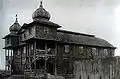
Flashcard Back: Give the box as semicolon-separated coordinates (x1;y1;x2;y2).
35;49;55;57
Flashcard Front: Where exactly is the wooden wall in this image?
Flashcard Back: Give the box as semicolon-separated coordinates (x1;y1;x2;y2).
56;43;115;79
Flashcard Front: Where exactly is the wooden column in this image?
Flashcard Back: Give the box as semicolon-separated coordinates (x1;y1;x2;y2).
25;44;27;70
8;49;9;71
11;49;12;72
29;43;32;73
55;42;57;75
26;44;28;70
21;48;22;71
34;41;36;70
44;41;48;73
5;49;7;70
13;49;15;64
11;49;13;61
27;44;29;70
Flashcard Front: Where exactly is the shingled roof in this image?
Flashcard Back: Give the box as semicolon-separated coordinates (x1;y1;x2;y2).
57;30;115;48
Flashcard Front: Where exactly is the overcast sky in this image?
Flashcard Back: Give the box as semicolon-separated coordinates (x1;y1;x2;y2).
0;0;120;69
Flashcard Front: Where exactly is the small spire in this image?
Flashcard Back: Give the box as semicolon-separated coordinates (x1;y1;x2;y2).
15;14;18;23
40;1;43;8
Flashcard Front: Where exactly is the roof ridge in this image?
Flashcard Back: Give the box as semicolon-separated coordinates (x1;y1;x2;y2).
57;29;95;37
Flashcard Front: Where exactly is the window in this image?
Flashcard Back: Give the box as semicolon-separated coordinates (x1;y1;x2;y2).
79;46;83;54
19;35;22;41
6;38;9;44
104;49;108;55
65;45;69;53
31;44;34;50
17;50;20;55
92;48;97;55
24;33;26;39
23;47;26;54
29;28;32;35
44;27;49;33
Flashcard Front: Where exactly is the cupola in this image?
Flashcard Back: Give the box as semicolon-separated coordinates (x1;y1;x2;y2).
32;1;51;21
9;14;21;34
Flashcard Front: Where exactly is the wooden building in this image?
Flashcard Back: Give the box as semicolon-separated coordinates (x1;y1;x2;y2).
3;1;116;79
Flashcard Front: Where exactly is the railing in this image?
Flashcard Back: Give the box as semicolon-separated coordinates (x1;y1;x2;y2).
36;49;45;54
15;55;21;58
58;74;74;79
36;49;55;55
32;69;45;76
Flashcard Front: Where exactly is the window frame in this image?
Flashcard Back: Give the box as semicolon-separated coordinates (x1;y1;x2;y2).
44;27;49;34
64;45;70;53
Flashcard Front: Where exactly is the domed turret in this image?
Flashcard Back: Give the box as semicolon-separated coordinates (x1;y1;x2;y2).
32;1;51;21
9;14;21;34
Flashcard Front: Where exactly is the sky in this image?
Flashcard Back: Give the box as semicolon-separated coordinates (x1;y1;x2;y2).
0;0;120;69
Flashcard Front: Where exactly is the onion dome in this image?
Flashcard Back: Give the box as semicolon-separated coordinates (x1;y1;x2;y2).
9;14;21;34
32;1;51;21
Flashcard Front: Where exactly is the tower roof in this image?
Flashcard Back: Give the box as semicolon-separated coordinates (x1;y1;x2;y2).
9;14;21;34
32;1;51;21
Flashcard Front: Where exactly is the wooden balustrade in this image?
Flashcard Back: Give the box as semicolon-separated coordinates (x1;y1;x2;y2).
58;74;74;79
36;49;55;55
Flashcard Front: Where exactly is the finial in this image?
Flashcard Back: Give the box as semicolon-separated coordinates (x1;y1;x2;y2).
15;14;18;23
40;1;43;8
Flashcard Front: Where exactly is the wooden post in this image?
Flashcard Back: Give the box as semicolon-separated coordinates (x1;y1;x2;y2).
44;41;48;79
5;49;7;70
25;44;27;70
55;42;57;75
28;44;30;70
21;48;22;71
26;43;28;70
34;41;36;70
8;49;9;71
11;50;12;60
44;41;48;73
11;49;12;73
29;43;32;73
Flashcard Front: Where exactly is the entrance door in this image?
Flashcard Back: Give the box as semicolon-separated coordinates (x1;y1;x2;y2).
47;58;55;75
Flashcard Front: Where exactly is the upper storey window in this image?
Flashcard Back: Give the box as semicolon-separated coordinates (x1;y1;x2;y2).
44;27;49;34
92;48;97;55
104;49;108;56
29;28;32;35
65;45;70;53
19;35;22;41
23;33;26;39
23;47;26;54
79;46;83;54
6;38;9;44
